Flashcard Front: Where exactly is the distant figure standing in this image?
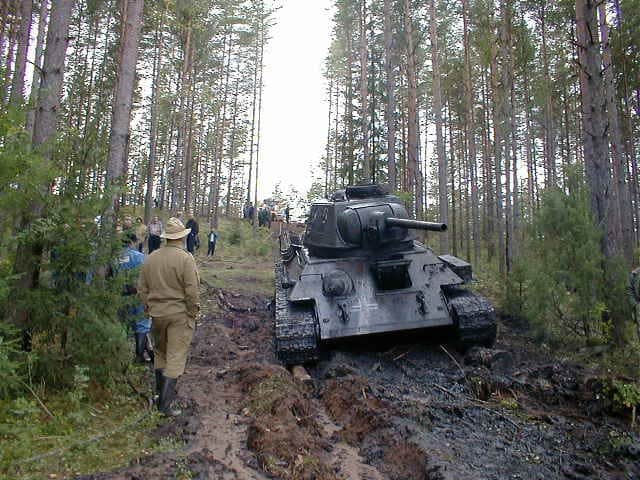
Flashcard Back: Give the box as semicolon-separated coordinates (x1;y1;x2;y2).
138;218;200;416
207;228;219;257
135;217;147;252
148;216;163;254
259;206;271;229
122;215;134;233
284;206;290;224
185;216;199;254
154;198;159;209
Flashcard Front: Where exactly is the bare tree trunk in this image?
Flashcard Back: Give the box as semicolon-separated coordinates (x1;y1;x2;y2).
3;0;18;103
325;78;333;197
253;22;265;229
26;0;49;137
246;32;257;203
144;10;163;224
462;0;478;261
430;0;448;251
383;0;396;189
105;0;144;215
333;77;340;191
9;0;32;104
12;0;74;339
540;5;556;187
359;0;370;181
404;0;420;215
225;74;240;216
576;0;623;343
490;38;505;274
346;20;355;185
598;2;633;262
213;32;233;227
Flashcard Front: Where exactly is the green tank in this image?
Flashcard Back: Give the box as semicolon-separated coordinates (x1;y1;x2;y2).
275;184;496;365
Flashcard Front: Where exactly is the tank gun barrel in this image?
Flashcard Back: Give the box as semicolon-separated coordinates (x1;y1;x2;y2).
385;217;448;232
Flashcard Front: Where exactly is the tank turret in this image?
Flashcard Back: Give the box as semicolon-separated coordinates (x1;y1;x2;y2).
274;184;497;366
303;184;447;257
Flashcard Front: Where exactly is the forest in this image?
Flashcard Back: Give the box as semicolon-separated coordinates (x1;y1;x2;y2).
317;0;640;353
1;0;640;478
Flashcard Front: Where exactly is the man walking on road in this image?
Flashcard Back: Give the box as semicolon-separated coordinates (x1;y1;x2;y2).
138;217;200;416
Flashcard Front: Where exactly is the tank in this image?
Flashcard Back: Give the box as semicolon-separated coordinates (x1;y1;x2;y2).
274;184;497;365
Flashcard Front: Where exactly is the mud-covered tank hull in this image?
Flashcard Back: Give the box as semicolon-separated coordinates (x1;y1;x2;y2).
274;238;497;365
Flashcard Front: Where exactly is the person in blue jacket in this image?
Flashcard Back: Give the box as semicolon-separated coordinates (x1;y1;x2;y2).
118;232;154;363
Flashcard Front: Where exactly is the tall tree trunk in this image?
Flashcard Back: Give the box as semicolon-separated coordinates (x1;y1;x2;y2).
25;0;49;136
246;31;258;203
598;2;633;262
105;0;144;215
575;0;623;342
213;31;233;227
12;0;74;341
144;9;164;224
490;38;505;274
345;19;355;185
225;74;240;216
431;0;448;251
9;0;32;104
383;0;396;189
462;0;478;262
359;0;370;181
540;5;556;187
253;21;265;229
500;0;514;273
325;78;333;197
404;0;420;215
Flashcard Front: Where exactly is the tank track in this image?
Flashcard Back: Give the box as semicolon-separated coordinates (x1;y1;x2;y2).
274;262;320;365
445;287;497;349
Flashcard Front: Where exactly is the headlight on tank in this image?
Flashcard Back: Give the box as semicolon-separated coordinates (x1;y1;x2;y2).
322;270;353;297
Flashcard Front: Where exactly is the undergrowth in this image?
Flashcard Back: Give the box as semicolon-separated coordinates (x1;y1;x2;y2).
0;365;176;479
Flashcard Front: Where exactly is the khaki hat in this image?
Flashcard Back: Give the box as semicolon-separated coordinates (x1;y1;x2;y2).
160;217;191;240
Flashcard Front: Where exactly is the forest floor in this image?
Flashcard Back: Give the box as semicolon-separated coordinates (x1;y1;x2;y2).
81;224;640;480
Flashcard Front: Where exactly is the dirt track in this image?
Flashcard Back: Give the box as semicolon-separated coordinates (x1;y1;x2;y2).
84;252;640;480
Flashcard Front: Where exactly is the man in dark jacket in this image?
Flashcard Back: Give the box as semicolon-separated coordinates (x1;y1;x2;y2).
185;216;199;254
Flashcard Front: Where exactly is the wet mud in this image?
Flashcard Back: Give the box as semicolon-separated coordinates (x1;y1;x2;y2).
83;256;639;480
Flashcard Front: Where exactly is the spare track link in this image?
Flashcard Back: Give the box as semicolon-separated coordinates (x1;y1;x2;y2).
274;262;319;365
446;287;497;348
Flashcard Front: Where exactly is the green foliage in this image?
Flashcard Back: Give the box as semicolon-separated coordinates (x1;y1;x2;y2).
219;218;271;259
0;323;31;399
609;380;640;412
507;171;612;345
0;367;168;479
228;220;243;246
0;105;130;394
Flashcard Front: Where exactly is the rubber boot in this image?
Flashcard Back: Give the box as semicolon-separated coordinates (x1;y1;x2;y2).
134;333;146;363
158;374;181;417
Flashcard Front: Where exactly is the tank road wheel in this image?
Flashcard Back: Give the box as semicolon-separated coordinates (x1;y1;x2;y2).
274;263;320;366
446;287;497;350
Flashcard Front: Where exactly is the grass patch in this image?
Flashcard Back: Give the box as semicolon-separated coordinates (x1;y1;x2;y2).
197;217;274;297
0;366;176;480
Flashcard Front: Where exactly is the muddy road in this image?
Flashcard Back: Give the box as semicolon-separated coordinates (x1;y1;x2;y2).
85;252;639;480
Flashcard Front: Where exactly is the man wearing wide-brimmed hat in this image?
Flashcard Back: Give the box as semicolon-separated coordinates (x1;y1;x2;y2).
138;217;200;416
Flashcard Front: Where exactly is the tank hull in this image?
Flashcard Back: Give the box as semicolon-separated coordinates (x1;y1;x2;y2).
287;244;462;340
